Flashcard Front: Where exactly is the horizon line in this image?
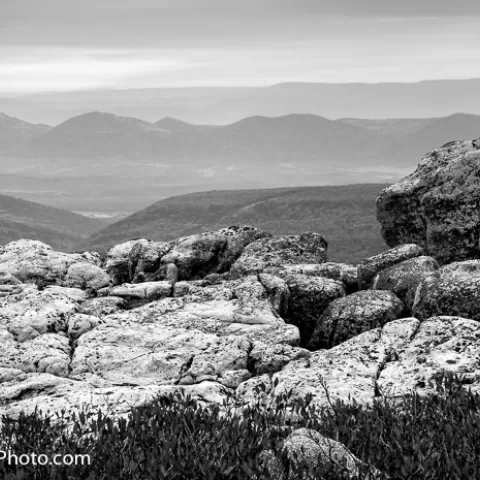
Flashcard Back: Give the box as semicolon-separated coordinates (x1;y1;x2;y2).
2;76;480;97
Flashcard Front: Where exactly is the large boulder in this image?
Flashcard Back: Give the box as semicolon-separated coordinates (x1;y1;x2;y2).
0;240;108;290
231;232;328;278
283;275;346;346
372;256;439;310
308;290;406;350
377;138;480;264
412;260;480;321
357;244;424;290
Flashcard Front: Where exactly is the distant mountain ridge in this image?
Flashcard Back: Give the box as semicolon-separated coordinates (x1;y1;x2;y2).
0;113;51;153
1;110;480;214
4;111;480;164
81;184;389;264
0;194;106;251
2;78;480;125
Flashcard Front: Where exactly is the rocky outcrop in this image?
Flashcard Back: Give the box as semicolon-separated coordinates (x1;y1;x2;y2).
1;199;480;449
163;225;269;281
0;240;109;291
357;244;424;290
230;232;328;278
307;290;405;350
372;256;439;310
377;138;480;264
412;260;480;321
103;226;268;285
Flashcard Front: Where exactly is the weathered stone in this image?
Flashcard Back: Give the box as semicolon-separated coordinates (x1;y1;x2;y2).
283;275;345;346
161;225;269;281
103;226;267;285
67;276;299;388
67;314;102;341
64;262;110;292
372;256;439;310
0;240;107;289
78;296;127;317
98;281;172;303
70;322;252;388
248;342;310;375
0;284;82;335
128;239;171;283
271;319;418;409
231;232;328;278
0;331;70;377
0;272;21;285
0;373;231;421
103;239;140;285
281;428;371;480
377;138;480;264
357;244;424;290
269;262;358;294
103;239;171;285
308;290;406;350
257;273;290;317
268;316;480;411
412;260;480;321
165;262;178;285
378;316;480;399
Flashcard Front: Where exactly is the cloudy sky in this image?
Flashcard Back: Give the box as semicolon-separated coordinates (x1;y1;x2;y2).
2;0;480;92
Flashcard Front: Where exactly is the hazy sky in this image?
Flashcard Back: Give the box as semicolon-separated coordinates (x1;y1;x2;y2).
2;0;480;92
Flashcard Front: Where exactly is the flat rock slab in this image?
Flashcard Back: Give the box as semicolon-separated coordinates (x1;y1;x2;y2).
245;316;480;410
0;372;231;421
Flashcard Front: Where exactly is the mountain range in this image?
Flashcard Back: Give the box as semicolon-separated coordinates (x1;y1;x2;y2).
1;110;480;214
2;79;480;126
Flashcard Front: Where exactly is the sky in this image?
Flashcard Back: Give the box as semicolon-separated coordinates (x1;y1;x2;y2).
2;0;480;93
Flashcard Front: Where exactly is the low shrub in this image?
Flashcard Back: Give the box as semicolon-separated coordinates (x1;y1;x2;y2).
0;372;478;479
